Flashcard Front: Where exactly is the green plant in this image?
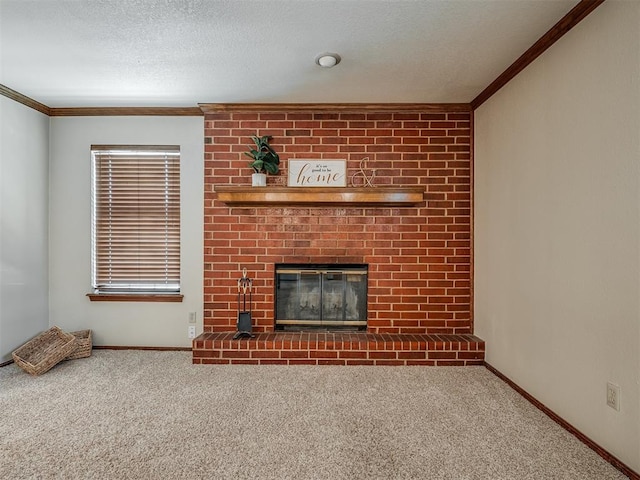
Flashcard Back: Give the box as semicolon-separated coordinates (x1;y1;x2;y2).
244;135;280;174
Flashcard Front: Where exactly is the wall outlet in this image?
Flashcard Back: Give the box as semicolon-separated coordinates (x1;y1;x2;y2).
606;382;620;411
188;326;196;339
188;312;197;323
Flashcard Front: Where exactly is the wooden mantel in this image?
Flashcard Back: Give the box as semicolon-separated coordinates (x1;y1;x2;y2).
214;186;425;207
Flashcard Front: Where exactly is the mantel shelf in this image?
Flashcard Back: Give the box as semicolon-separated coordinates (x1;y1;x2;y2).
214;186;425;207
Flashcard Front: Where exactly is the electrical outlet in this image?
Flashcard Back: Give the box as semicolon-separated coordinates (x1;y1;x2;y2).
188;326;196;339
606;382;620;411
188;312;197;323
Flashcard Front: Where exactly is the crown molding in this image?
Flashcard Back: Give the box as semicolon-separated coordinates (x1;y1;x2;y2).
49;107;203;116
199;103;472;113
471;0;606;110
0;84;51;115
0;84;203;116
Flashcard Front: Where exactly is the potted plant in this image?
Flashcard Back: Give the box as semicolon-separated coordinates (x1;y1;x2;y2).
244;135;280;186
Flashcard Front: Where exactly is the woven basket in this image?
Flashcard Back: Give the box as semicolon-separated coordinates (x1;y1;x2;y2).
12;326;77;375
65;330;92;360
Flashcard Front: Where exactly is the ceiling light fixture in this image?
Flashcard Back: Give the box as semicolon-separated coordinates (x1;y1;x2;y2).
315;53;341;68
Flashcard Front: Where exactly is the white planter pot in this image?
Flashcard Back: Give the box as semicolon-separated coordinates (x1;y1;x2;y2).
252;173;267;187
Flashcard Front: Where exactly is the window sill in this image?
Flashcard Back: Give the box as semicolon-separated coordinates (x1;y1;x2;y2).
86;293;184;303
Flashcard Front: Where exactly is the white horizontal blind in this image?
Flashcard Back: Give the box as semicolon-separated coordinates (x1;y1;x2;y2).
91;145;181;293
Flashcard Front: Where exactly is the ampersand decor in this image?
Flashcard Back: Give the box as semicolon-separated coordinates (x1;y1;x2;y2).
350;157;377;187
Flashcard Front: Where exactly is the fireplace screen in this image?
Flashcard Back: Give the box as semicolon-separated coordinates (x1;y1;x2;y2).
275;264;367;330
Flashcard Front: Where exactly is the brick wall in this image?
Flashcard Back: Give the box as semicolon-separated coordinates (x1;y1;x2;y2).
203;108;472;335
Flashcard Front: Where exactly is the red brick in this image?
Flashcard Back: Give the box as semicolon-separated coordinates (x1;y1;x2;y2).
339;351;368;359
251;350;280;359
436;360;465;366
458;351;484;360
346;360;375;366
200;359;231;364
287;359;318;365
281;350;310;359
318;360;346;366
310;350;338;359
428;351;456;359
204;108;471;336
398;351;427;360
369;351;397;360
222;350;251;358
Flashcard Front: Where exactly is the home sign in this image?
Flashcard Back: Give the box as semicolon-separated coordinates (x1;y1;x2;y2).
288;160;347;187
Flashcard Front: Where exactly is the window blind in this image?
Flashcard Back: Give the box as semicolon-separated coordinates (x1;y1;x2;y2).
91;145;181;293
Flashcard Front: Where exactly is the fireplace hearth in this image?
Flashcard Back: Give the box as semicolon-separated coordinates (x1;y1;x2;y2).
275;264;367;330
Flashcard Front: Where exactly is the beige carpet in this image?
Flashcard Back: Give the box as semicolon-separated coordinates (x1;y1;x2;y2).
0;350;626;479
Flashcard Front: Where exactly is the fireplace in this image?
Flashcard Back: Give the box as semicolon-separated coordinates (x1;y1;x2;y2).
196;108;482;364
275;264;367;330
202;108;473;336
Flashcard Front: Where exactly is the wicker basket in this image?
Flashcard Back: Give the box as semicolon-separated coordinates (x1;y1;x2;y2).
65;330;92;360
12;326;77;375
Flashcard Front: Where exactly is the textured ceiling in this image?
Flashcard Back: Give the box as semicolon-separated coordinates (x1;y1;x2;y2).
0;0;579;108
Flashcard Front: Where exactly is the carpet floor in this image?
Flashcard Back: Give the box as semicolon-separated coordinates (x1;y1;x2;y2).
0;350;627;479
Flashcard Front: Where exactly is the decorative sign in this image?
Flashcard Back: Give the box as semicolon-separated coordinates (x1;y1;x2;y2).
288;160;347;187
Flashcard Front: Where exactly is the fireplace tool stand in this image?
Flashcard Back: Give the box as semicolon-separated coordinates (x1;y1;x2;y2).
233;268;254;339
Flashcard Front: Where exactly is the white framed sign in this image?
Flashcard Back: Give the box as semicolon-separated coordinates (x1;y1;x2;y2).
288;159;347;187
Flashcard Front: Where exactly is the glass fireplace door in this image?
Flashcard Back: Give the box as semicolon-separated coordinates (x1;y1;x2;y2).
275;265;367;330
275;271;321;323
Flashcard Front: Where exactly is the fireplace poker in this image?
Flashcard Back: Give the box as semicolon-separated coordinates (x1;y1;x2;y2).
233;268;254;339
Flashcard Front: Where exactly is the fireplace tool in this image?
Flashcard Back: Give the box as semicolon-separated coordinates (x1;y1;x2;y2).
233;268;254;339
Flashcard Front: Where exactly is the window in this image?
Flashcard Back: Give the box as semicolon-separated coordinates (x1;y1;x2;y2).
90;145;181;299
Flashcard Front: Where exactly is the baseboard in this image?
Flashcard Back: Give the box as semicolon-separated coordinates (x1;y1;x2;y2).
485;362;639;480
94;346;192;352
1;347;190;367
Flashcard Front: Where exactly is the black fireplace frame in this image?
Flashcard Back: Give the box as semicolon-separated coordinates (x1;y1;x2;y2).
274;264;368;331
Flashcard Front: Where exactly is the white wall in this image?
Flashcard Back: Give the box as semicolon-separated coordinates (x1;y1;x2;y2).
49;116;204;347
0;97;50;362
474;0;639;472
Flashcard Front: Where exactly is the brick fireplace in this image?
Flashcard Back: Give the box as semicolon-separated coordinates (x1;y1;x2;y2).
193;105;484;365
